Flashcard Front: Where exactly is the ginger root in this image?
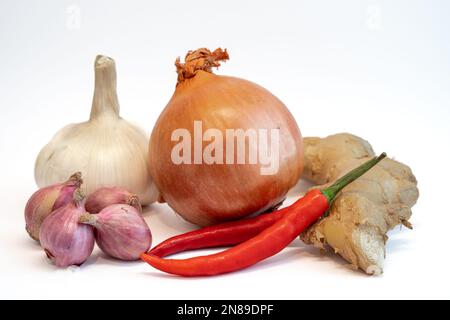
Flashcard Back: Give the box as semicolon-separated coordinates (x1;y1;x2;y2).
301;133;419;275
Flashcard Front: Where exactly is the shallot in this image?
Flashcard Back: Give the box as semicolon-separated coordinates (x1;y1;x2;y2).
25;172;82;241
39;190;95;267
85;187;142;214
79;204;151;261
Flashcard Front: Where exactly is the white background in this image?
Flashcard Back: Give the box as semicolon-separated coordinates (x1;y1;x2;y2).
1;0;449;300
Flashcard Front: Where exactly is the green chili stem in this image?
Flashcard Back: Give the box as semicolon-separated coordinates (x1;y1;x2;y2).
321;152;387;203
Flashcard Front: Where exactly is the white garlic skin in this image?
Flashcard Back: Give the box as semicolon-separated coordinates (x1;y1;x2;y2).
34;55;158;205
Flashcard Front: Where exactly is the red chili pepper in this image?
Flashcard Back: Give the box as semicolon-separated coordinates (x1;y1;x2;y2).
141;153;386;277
149;208;287;258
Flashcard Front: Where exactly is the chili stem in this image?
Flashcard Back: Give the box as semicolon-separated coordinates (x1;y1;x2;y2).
321;152;387;203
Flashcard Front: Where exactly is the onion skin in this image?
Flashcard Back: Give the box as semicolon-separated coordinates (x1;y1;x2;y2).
25;172;82;241
149;49;303;226
39;192;95;268
79;204;152;261
85;187;142;214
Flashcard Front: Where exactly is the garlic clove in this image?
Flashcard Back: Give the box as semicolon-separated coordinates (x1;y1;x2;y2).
39;190;95;268
25;172;82;241
85;187;142;214
34;55;158;205
79;204;152;261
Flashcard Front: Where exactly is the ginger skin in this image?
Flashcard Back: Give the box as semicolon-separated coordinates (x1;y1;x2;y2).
301;133;419;275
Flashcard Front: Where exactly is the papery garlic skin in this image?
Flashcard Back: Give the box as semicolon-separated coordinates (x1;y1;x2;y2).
39;191;95;268
79;204;152;261
25;172;82;241
34;55;158;205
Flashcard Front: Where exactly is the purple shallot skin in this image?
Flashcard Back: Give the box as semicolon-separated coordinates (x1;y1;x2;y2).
39;190;95;268
80;204;151;261
25;172;82;241
85;187;142;214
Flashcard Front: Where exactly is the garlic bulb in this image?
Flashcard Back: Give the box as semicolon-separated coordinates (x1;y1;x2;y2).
35;55;158;205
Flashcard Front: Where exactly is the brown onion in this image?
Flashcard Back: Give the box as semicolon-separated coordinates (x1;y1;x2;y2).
149;48;303;226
